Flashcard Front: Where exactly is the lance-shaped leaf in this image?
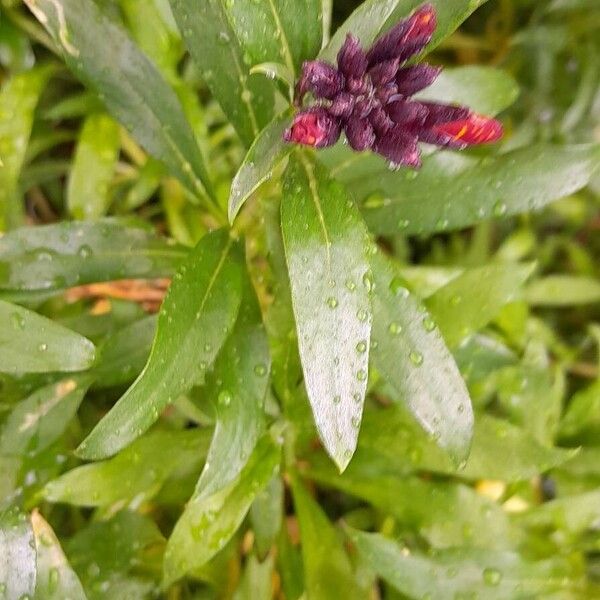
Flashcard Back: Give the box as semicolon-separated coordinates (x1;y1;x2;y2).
320;0;490;63
169;0;274;146
67;112;120;219
281;152;372;471
0;376;92;456
0;300;96;374
0;219;186;293
0;507;36;600
0;65;53;230
291;474;363;600
77;230;243;460
227;0;323;77
525;275;600;306
195;272;271;499
31;510;87;600
355;144;600;235
229;109;293;223
370;252;473;464
164;434;281;584
25;0;213;199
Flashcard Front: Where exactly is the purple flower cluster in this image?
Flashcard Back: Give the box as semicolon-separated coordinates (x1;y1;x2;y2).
284;4;503;168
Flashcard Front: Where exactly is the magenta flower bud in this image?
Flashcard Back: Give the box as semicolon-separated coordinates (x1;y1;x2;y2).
369;58;400;87
329;92;355;118
375;126;421;168
368;106;394;135
395;64;441;96
284;108;341;148
337;34;368;78
375;82;399;105
345;116;376;151
386;98;429;124
295;60;344;104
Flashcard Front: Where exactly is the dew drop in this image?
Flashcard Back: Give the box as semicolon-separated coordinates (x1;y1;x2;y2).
397;218;410;230
493;200;507;217
77;244;93;259
356;369;367;381
333;395;341;405
218;390;232;407
357;308;368;322
388;322;402;335
38;343;48;352
356;340;367;353
482;568;502;586
326;296;339;309
409;350;423;366
422;317;436;332
351;416;361;429
254;363;267;377
345;279;356;292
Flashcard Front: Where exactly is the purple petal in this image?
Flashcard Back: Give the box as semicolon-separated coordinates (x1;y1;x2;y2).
368;106;394;136
345;117;376;151
375;126;421;168
284;108;341;148
337;34;368;78
367;3;436;66
354;96;376;119
369;58;400;86
395;64;441;96
295;60;344;104
386;98;429;124
375;82;399;105
329;92;355;119
419;102;471;126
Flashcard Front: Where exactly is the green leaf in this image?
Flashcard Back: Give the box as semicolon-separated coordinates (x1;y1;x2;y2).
560;380;600;438
0;300;96;374
229;109;293;223
226;0;323;77
195;274;271;498
348;528;573;599
233;554;274;600
356;145;600;235
359;408;575;482
0;376;92;456
32;510;87;600
320;0;490;63
0;507;36;599
281;152;373;471
250;476;284;558
169;0;274;146
0;219;186;293
525;275;600;306
291;474;363;600
43;429;210;506
371;252;473;463
425;263;534;347
164;434;281;584
0;65;52;230
77;229;242;459
26;0;213;199
67;112;120;220
415;66;519;115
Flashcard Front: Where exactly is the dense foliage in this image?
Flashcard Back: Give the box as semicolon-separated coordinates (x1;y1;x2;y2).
0;0;599;598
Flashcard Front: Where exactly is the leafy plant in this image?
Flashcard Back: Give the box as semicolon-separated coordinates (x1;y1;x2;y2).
0;0;599;597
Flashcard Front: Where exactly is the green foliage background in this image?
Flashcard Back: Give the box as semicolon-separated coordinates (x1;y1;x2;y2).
0;0;599;598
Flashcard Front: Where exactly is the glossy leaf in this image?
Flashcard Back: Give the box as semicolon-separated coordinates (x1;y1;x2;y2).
195;274;271;498
229;109;293;223
164;434;281;584
77;230;242;459
227;0;322;77
0;376;92;456
0;219;186;293
26;0;213;198
67;112;120;219
0;300;96;374
281;152;372;471
525;275;600;306
426;263;534;347
169;0;274;146
320;0;490;62
356;145;600;235
0;507;36;599
250;476;284;558
44;429;211;506
233;554;274;600
291;474;363;600
0;66;52;230
31;510;87;600
349;528;573;599
370;252;473;463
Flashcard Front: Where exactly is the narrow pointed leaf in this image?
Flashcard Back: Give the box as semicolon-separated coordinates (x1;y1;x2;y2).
370;252;473;464
0;66;52;230
169;0;274;146
281;152;372;471
0;300;96;374
77;230;243;460
525;275;600;306
0;507;36;599
0;219;186;293
32;511;87;600
320;0;490;63
195;274;271;498
67;112;120;219
229;109;293;223
164;434;281;584
26;0;213;198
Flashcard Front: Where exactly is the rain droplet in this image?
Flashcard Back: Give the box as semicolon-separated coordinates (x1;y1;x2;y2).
409;351;423;366
388;322;402;335
356;340;367;353
11;313;25;330
218;390;232;407
351;416;361;429
333;395;341;405
422;317;436;332
254;363;267;377
362;271;374;293
345;279;356;292
450;294;462;306
493;200;507;217
38;343;48;352
326;296;339;309
397;218;410;230
482;568;502;586
389;277;409;298
357;308;368;322
356;369;367;381
77;244;93;259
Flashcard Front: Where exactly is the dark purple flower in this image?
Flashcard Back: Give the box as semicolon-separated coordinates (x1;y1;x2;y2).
284;3;503;168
